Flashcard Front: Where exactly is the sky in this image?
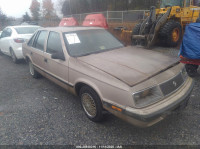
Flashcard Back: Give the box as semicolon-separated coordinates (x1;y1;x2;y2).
0;0;33;18
0;0;61;18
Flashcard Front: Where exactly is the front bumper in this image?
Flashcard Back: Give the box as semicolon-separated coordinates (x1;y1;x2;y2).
103;77;194;127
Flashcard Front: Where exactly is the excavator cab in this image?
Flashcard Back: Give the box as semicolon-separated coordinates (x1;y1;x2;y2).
159;0;185;8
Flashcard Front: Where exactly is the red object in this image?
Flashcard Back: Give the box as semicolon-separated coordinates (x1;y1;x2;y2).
180;55;200;65
59;17;79;27
14;38;25;43
82;14;109;29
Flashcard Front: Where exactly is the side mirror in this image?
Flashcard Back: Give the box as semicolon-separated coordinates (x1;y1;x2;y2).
51;51;65;61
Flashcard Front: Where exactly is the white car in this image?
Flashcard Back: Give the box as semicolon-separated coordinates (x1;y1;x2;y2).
0;25;40;63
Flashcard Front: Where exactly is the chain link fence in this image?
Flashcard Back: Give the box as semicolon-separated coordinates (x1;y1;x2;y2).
0;10;147;31
65;10;147;24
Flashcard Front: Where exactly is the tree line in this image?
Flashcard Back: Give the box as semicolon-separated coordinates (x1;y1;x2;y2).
27;0;158;21
23;0;59;22
1;0;159;23
61;0;158;16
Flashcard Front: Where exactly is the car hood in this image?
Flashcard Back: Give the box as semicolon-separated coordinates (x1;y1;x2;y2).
77;46;179;86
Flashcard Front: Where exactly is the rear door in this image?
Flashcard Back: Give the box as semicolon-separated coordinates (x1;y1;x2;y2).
30;30;48;70
43;31;69;86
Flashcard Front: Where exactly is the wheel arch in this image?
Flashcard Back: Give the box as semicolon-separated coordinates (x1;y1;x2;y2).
74;80;103;102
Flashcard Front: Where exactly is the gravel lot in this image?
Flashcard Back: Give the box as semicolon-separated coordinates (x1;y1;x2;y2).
0;48;200;146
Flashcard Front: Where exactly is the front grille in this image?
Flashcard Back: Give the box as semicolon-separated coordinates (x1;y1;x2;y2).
159;73;184;96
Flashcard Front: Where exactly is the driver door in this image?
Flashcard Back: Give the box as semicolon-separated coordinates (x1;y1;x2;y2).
43;31;69;87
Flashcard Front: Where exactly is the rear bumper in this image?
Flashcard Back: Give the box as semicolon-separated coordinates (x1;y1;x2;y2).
103;77;194;127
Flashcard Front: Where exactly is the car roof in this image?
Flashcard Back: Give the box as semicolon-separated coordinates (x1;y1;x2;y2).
7;25;40;28
38;26;104;33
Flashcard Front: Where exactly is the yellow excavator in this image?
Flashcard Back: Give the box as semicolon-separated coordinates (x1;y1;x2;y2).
131;0;200;48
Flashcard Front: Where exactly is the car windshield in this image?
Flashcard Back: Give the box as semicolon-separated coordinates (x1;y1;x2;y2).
14;26;40;34
160;0;184;8
63;29;124;57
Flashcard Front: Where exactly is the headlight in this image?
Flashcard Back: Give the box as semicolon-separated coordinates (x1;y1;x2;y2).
181;67;188;81
133;86;163;108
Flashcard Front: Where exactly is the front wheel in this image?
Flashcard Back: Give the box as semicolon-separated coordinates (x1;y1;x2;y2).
80;86;104;122
159;20;182;47
185;64;199;77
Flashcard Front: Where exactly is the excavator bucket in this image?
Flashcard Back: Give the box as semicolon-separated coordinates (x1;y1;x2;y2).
132;7;171;48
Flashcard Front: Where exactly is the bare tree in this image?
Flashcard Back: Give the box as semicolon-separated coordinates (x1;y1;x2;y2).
30;0;40;21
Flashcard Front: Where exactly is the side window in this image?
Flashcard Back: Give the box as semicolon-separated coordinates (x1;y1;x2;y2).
46;32;63;54
34;31;48;51
1;30;8;38
28;33;37;46
7;28;12;37
185;0;190;7
1;28;11;38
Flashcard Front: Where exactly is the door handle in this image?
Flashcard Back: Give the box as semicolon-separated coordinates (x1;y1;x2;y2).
44;58;48;63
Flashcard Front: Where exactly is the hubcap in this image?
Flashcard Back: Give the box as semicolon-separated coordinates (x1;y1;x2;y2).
29;61;34;76
172;28;180;42
81;93;97;118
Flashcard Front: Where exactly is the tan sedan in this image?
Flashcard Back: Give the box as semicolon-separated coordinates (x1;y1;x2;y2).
22;27;194;127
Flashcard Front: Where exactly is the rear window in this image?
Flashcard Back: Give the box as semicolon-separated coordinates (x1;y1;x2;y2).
14;27;40;34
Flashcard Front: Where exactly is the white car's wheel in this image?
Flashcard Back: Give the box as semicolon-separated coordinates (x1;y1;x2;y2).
0;49;2;55
10;49;18;63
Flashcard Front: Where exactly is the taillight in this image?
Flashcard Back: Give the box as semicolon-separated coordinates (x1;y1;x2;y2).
14;38;25;43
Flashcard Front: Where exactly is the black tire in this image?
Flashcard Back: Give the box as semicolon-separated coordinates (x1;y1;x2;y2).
131;23;142;45
185;64;199;77
10;49;18;63
0;49;2;55
79;86;103;122
196;18;200;23
159;20;182;47
28;60;40;79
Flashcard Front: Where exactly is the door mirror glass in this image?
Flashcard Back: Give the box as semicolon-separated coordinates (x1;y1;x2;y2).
51;51;65;61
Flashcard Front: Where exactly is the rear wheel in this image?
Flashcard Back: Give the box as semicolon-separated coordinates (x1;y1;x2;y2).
28;60;40;79
10;49;18;63
196;18;200;23
79;86;103;122
185;64;199;77
159;20;182;47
